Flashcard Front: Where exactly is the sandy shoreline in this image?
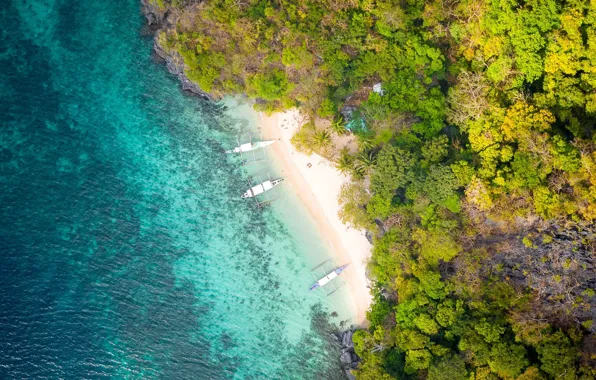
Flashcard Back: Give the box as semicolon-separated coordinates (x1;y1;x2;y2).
259;110;372;326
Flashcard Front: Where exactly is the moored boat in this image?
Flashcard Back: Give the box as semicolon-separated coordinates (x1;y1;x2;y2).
225;140;275;154
309;264;349;291
241;178;284;199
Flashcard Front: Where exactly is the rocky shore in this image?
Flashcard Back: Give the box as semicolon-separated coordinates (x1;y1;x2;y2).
140;0;213;100
336;329;361;379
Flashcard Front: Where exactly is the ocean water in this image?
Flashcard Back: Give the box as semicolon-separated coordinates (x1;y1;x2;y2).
0;1;355;378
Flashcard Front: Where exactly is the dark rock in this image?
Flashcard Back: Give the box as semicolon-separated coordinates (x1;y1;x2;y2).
346;371;357;380
381;289;394;300
340;106;357;121
140;0;168;27
342;330;354;348
374;218;387;236
365;230;374;244
339;329;361;373
340;352;352;364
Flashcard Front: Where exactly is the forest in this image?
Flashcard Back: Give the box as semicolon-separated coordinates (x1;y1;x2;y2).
150;0;596;378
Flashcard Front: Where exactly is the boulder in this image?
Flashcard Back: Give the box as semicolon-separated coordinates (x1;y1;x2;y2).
340;352;352;364
342;330;354;348
365;230;374;244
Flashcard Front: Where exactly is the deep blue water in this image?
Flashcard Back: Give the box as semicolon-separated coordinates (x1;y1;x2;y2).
0;1;349;378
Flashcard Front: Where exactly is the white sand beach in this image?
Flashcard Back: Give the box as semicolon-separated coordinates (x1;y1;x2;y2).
260;110;372;326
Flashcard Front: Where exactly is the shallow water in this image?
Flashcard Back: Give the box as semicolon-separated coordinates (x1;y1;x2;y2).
0;1;354;378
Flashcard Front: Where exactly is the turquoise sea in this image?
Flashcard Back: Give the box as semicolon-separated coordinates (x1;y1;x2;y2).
0;0;355;378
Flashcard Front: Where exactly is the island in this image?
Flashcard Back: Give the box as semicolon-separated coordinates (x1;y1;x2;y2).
141;1;596;379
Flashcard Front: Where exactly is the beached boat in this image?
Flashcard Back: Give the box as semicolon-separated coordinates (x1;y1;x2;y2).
309;264;349;291
225;140;275;154
241;178;284;199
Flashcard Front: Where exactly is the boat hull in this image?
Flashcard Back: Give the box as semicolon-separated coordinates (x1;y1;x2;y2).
226;140;275;154
241;178;284;198
309;263;350;291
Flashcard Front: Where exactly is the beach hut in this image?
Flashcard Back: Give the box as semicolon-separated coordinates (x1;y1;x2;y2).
345;118;367;133
340;106;367;133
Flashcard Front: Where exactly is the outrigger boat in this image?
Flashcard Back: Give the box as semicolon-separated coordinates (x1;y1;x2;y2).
309;263;350;292
241;178;284;199
225;140;275;154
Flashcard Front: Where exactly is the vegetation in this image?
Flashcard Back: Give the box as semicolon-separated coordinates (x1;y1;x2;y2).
154;0;596;378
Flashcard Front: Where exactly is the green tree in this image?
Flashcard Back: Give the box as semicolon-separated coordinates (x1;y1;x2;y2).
335;148;354;175
516;367;546;380
414;313;440;335
475;319;506;343
371;145;415;196
422;165;459;204
451;161;475;187
536;330;578;380
435;301;458;327
329;116;347;135
421;135;449;168
488;342;529;379
248;70;292;101
405;349;432;374
317;98;336;118
311;129;332;152
428;355;468;380
413;229;461;265
338;182;372;229
355;151;377;176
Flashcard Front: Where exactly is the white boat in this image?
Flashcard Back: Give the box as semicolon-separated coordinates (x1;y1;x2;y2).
309;264;349;291
225;140;275;154
241;178;284;199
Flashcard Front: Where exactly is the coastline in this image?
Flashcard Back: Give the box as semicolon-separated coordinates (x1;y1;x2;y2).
259;110;372;326
140;0;370;334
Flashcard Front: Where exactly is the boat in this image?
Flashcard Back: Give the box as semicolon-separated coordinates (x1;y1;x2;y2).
309;263;349;291
241;178;284;199
225;140;275;154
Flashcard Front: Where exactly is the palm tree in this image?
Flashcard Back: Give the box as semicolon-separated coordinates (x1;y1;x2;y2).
311;129;332;152
357;135;374;152
335;148;354;175
355;150;377;176
329;116;347;136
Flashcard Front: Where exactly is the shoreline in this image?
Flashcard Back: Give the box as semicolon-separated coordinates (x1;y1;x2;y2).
259;110;372;327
